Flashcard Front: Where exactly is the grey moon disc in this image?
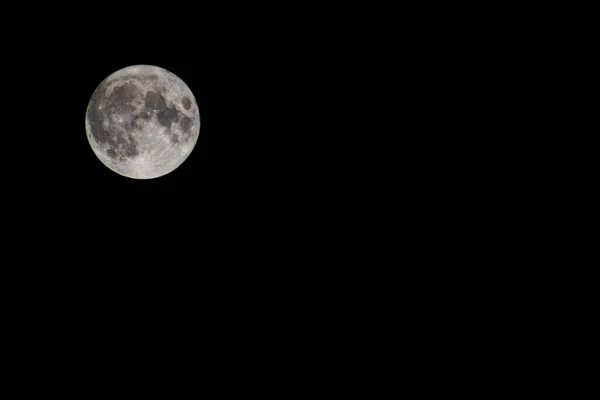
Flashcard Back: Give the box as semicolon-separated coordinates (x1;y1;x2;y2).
85;65;200;179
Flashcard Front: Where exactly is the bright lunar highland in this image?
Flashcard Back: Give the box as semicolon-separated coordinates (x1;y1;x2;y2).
85;65;200;179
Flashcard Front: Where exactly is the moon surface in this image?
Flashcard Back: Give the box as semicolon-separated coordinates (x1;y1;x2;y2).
85;65;200;179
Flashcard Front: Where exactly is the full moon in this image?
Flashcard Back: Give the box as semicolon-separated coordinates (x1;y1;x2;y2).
85;65;200;179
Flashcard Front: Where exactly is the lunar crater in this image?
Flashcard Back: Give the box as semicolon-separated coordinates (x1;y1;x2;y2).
157;106;179;128
144;91;166;110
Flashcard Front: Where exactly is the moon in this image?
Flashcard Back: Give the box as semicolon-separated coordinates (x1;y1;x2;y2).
85;65;200;179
